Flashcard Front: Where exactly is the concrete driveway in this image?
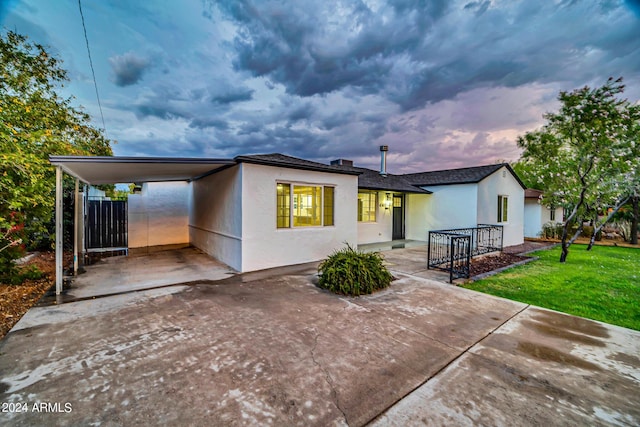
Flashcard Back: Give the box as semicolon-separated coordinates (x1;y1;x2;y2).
1;248;638;426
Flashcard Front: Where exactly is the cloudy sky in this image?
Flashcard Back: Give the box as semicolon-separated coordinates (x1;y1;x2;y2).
2;0;640;173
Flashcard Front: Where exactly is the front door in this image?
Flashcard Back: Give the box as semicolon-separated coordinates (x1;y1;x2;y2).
392;194;404;240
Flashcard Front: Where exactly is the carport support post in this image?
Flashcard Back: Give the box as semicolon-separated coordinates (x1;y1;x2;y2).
74;178;79;275
55;166;63;295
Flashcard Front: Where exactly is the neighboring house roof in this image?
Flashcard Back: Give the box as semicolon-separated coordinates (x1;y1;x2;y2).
402;163;527;189
235;153;360;176
525;189;544;199
331;164;431;194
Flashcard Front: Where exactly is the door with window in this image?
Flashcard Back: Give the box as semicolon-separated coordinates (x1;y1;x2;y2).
392;194;404;240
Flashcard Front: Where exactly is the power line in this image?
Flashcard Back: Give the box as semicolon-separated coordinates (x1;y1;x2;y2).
77;0;107;135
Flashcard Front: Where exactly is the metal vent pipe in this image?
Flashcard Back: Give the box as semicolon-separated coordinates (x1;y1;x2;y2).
379;145;388;175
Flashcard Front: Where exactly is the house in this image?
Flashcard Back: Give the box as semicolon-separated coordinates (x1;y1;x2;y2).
523;189;563;238
49;150;526;293
52;154;360;274
401;163;527;247
326;150;526;247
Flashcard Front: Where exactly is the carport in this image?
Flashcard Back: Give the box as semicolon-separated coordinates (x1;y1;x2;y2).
49;155;236;296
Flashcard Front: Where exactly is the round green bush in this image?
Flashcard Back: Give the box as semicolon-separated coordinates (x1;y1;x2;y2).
318;244;393;296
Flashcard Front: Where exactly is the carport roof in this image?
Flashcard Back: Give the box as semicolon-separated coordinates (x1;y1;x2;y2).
49;155;236;184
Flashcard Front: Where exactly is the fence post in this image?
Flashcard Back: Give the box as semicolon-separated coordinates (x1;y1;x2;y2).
449;236;454;283
55;166;63;295
427;231;432;270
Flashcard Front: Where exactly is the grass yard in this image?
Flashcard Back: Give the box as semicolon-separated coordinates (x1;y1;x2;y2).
462;244;640;331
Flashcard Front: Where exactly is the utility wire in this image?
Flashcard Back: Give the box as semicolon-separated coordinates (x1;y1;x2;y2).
78;0;107;135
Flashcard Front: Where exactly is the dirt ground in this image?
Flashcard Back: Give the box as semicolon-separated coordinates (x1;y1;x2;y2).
469;252;530;277
0;252;57;338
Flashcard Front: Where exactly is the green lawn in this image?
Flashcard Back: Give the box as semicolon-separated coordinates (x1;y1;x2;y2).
462;245;640;331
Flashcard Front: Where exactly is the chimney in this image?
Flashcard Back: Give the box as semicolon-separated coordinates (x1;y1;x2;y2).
330;159;353;167
379;145;388;175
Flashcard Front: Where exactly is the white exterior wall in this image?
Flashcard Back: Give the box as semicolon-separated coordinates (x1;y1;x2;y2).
357;190;393;244
189;165;242;271
128;181;189;249
524;200;541;238
420;184;479;231
524;200;563;238
477;166;524;247
241;163;358;271
405;193;431;241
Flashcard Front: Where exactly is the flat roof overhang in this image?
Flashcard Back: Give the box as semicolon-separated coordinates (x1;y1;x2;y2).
49;155;236;184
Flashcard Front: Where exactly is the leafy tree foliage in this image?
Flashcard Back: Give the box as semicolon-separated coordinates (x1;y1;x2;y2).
0;31;113;279
517;78;640;262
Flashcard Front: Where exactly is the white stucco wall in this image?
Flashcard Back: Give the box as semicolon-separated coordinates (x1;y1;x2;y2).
405;193;431;241
524;200;541;238
524;200;563;238
419;183;479;231
477;166;524;247
241;163;358;271
189;165;242;271
128;181;189;249
357;190;393;244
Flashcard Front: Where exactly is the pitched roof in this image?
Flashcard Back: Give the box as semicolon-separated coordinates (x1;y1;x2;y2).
525;189;543;199
331;165;431;193
235;153;360;175
403;163;526;189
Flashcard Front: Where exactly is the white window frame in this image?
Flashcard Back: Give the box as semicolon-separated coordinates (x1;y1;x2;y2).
357;191;377;223
276;182;335;229
497;195;508;223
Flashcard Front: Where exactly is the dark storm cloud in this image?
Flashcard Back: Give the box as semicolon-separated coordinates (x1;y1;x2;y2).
210;87;254;104
213;0;640;113
624;0;640;15
109;52;152;87
132;82;253;130
214;0;442;97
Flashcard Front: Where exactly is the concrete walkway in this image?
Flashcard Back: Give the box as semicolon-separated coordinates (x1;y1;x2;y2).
1;248;638;426
58;246;236;301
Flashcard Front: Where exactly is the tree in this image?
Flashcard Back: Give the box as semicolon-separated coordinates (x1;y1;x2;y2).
517;77;640;262
0;31;113;280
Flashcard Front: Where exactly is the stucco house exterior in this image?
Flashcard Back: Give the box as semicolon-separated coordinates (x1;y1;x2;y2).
523;188;564;238
122;154;361;272
402;163;527;247
50;151;527;292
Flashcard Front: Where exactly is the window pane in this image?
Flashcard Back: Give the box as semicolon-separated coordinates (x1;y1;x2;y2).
293;186;322;226
358;192;376;222
503;196;508;222
324;187;334;226
497;195;508;223
277;183;290;228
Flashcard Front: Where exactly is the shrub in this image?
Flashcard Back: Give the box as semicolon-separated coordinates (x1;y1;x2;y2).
540;222;563;239
0;261;43;285
318;244;393;296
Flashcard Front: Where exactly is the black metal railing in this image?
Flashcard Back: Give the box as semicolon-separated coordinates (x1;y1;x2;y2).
428;224;503;283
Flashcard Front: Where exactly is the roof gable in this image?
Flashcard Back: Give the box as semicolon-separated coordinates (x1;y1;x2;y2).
331;164;431;193
235;153;360;175
402;163;526;189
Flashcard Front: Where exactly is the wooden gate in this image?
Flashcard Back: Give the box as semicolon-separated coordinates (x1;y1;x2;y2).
86;199;128;251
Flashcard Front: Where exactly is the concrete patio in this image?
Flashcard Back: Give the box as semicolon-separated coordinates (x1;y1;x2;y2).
0;247;638;426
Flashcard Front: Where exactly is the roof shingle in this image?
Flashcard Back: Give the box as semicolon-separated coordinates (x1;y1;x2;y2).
235;153;360;175
403;163;526;189
333;165;431;193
